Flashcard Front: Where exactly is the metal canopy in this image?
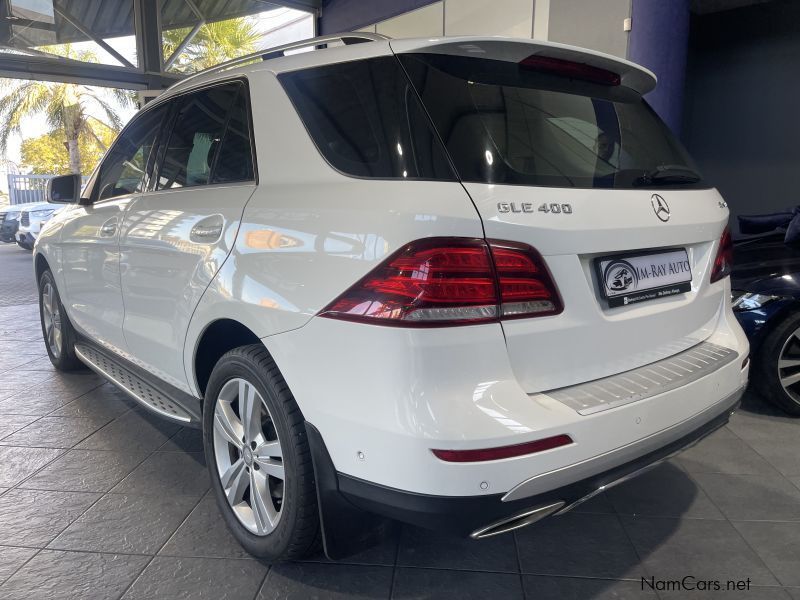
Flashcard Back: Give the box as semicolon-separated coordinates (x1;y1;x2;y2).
0;0;320;89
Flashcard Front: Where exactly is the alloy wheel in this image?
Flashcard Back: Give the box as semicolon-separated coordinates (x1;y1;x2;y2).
212;377;285;536
777;327;800;402
41;282;62;358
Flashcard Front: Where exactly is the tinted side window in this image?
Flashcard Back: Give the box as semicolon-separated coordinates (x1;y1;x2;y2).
279;57;455;180
95;104;167;201
212;87;255;183
156;83;251;190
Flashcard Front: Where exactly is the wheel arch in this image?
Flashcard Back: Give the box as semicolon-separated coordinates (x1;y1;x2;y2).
34;252;50;283
192;318;263;398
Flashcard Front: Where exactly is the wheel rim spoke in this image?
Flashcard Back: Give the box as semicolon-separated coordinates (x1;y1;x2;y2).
255;440;282;460
255;457;285;481
779;358;800;369
781;371;800;388
238;379;260;443
250;470;276;534
220;458;248;504
214;403;244;449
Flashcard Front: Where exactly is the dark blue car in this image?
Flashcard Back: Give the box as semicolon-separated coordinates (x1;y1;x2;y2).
733;231;800;415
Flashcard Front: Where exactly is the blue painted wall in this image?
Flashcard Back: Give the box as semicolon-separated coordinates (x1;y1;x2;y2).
627;0;690;135
320;0;439;34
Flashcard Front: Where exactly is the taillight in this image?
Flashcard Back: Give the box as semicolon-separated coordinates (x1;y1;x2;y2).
710;227;733;284
319;237;563;326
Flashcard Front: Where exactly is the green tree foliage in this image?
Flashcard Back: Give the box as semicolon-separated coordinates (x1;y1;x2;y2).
20;126;116;175
0;45;131;174
163;17;261;73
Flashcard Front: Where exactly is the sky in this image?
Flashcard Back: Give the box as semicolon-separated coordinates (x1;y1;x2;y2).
1;6;313;191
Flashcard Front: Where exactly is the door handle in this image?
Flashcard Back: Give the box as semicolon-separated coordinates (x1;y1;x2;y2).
190;215;225;243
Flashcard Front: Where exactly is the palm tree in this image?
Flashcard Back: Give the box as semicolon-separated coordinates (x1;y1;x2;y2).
163;17;262;73
0;45;131;174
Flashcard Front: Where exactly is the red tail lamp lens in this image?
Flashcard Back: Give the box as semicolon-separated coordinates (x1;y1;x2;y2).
710;226;733;283
432;434;573;462
320;237;563;326
519;55;621;86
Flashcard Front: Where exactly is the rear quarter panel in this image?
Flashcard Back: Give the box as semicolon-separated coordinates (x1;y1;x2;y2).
183;71;482;394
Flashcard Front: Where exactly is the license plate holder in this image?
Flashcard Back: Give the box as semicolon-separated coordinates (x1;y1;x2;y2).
595;248;692;308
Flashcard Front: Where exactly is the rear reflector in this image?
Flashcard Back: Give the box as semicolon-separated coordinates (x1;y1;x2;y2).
519;55;621;86
319;237;563;326
710;226;733;284
432;434;573;463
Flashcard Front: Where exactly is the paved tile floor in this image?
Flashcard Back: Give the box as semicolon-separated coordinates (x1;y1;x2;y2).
0;243;799;599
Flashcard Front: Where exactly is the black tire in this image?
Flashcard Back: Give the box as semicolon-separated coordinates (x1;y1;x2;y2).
38;269;83;371
203;344;319;560
753;310;800;416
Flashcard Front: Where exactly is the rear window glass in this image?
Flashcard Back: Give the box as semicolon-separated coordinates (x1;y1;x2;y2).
279;57;455;180
399;53;706;190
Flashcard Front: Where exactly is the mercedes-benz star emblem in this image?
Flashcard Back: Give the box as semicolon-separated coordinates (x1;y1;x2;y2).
651;194;670;222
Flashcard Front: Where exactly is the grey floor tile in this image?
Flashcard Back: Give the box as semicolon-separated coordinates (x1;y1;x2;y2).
0;414;39;439
515;512;640;578
0;416;109;448
0;371;54;390
621;516;778;586
397;525;518;572
0;393;73;416
301;528;399;567
0;376;103;415
393;568;523;600
257;562;391;600
676;431;779;475
0;489;101;547
19;449;150;493
727;411;800;442
111;451;209;499
158;427;204;453
787;588;800;600
49;493;199;555
608;462;724;519
733;521;800;587
744;437;800;478
0;549;149;600
692;472;800;521
0;445;64;487
123;556;267;600
0;546;38;584
50;385;134;421
159;496;252;560
522;575;657;599
75;409;180;452
568;490;616;514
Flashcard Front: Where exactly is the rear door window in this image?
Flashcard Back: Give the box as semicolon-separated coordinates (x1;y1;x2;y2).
279;57;455;180
156;81;254;190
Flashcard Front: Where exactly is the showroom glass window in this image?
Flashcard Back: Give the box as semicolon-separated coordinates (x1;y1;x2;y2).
155;81;254;190
94;103;169;201
279;57;456;180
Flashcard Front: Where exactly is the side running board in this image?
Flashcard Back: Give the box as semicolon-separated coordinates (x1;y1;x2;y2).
74;342;201;426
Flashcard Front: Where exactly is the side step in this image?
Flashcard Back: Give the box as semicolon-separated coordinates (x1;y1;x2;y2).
74;342;199;425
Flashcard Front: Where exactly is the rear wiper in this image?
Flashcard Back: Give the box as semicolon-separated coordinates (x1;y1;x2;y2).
634;165;702;187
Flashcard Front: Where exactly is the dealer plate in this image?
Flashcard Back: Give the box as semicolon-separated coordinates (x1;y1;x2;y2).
595;248;692;308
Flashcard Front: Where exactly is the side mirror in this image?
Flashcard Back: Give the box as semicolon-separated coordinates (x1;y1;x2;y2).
47;174;82;204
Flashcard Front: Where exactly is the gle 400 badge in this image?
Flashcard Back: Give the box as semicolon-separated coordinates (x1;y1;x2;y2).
596;248;692;308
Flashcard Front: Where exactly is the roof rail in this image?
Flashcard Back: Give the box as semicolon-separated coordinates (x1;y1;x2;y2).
174;32;390;89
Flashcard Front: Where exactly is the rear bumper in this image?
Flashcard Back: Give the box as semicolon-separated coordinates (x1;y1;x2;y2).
310;386;742;542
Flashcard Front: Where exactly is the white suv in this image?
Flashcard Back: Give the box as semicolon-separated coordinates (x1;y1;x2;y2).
34;34;749;561
15;201;59;250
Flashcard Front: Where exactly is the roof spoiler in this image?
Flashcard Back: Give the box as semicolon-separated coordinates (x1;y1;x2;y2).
389;37;656;96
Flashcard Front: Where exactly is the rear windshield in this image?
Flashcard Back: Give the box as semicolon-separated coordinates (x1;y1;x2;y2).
400;53;705;190
281;53;705;190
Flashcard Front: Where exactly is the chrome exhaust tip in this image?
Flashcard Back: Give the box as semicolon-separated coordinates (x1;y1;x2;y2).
470;501;565;540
